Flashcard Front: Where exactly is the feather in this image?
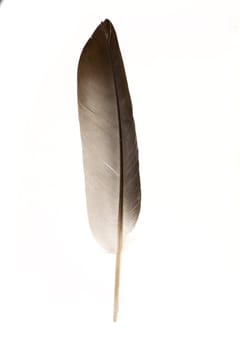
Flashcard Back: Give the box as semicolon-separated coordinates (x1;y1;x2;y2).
77;19;141;321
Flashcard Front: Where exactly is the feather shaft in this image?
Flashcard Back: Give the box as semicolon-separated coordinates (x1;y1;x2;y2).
113;226;123;322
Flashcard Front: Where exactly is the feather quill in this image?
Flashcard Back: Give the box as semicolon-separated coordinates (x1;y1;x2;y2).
77;19;141;321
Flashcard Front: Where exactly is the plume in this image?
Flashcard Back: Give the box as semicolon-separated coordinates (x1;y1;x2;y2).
77;19;141;322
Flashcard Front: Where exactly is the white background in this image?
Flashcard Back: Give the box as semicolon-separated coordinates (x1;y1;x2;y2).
1;0;240;349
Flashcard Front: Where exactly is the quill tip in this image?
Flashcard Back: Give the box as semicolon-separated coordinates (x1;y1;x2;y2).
113;309;118;322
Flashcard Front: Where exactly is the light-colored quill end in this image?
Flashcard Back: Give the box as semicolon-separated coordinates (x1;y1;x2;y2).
113;226;123;322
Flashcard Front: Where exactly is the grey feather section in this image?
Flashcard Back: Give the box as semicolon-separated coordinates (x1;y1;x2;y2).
77;19;141;252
